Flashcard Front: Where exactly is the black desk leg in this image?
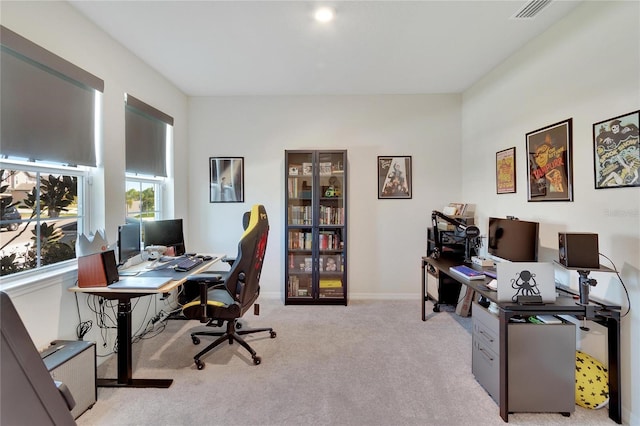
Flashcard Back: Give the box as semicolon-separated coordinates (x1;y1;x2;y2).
118;299;132;384
422;260;427;321
96;298;173;389
607;315;622;424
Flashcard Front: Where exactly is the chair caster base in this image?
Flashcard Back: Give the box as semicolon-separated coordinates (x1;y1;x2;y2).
195;359;205;370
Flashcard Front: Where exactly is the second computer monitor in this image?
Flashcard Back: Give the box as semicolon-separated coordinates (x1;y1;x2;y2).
143;218;185;256
118;221;141;264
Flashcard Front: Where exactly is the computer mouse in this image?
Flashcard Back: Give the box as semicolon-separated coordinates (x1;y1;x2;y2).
201;255;213;261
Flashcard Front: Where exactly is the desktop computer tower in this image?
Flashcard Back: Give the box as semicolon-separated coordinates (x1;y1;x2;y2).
41;340;96;419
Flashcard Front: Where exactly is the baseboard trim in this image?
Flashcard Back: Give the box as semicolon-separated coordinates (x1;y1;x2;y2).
259;291;419;301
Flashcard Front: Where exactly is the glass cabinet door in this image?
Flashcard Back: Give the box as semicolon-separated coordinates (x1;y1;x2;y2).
317;152;345;299
286;151;314;300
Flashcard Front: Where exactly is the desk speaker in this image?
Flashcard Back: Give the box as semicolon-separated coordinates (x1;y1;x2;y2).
558;233;599;269
78;250;119;287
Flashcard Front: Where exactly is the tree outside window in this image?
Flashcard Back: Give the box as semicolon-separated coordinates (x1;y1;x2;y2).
0;168;81;276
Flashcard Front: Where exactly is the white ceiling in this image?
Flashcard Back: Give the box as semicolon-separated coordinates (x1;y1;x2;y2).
69;0;583;97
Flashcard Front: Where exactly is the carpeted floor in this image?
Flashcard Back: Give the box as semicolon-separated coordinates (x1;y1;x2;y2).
76;299;616;426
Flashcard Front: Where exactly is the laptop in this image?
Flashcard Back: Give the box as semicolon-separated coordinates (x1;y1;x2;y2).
108;276;172;290
496;262;556;303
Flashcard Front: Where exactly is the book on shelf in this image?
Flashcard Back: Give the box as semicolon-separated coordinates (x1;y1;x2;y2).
447;203;465;216
536;315;562;324
319;162;332;175
449;265;486;280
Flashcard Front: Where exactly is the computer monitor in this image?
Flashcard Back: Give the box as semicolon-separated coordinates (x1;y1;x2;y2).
117;221;141;265
143;218;185;256
487;217;539;263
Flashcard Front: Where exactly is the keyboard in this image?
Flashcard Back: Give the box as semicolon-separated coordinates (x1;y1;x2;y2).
174;256;204;272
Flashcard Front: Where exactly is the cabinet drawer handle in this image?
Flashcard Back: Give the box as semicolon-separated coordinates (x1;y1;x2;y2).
478;347;494;361
478;330;494;343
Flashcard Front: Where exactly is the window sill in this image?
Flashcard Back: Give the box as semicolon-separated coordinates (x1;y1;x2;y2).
0;260;78;298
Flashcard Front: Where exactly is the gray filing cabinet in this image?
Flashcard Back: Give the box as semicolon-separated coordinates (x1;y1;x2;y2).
472;301;500;402
41;340;96;419
472;302;576;414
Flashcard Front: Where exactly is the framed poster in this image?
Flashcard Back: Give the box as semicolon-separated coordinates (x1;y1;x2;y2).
526;119;573;202
378;156;412;199
593;110;640;189
496;147;516;194
209;157;244;203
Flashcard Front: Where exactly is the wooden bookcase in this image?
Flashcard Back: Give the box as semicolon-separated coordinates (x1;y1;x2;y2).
285;150;347;305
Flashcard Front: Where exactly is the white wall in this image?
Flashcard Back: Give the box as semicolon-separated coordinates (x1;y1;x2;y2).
461;2;639;424
0;1;189;354
187;94;462;300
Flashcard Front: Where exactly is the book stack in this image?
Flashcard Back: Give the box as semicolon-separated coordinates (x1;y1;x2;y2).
449;265;486;281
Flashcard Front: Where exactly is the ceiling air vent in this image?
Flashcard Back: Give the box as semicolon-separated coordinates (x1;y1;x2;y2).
511;0;553;19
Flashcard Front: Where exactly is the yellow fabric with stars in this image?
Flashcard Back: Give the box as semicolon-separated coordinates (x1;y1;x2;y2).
575;350;609;409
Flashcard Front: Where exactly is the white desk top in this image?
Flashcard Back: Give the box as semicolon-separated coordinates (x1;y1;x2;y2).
69;254;224;295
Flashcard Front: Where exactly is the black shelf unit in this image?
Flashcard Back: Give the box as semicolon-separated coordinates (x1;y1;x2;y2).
285;150;347;305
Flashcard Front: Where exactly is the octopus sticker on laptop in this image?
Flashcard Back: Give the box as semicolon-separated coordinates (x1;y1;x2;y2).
496;262;556;303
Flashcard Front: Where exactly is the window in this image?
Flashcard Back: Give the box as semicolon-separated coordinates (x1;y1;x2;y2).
0;161;87;276
125;175;163;222
0;26;103;278
124;94;173;233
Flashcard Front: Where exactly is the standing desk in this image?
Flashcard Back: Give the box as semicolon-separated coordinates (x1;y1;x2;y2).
69;255;222;389
421;256;622;424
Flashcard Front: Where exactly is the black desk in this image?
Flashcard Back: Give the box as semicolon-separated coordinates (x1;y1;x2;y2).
421;256;622;424
69;256;221;388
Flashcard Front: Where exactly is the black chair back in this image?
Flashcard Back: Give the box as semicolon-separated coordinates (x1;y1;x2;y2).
225;204;269;314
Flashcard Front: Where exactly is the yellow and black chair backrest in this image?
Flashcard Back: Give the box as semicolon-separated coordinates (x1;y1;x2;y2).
226;204;269;312
182;204;269;320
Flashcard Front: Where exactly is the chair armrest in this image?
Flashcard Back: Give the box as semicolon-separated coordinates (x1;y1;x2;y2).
186;273;224;283
222;256;236;266
54;380;76;411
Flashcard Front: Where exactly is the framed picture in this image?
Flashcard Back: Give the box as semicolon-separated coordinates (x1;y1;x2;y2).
593;110;640;189
496;147;516;194
526;119;573;202
378;156;412;199
209;157;244;203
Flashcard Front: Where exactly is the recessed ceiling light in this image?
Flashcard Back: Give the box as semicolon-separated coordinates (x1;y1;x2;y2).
314;7;335;23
